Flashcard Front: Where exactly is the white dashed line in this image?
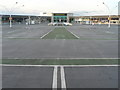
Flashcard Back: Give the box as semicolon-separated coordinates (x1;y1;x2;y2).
61;66;66;90
52;66;58;90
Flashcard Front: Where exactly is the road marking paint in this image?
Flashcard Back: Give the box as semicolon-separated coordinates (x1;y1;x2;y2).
105;31;114;34
62;65;119;67
1;64;119;67
52;66;58;90
66;29;80;39
3;58;118;59
61;66;66;89
4;37;17;38
7;31;16;33
1;64;59;67
40;29;54;39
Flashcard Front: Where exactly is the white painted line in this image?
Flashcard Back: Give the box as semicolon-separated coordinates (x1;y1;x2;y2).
105;31;114;34
1;64;119;67
4;37;17;38
7;30;16;33
4;58;118;60
52;66;58;90
63;65;119;67
61;66;66;89
59;58;118;59
40;29;54;39
1;64;59;67
66;29;80;39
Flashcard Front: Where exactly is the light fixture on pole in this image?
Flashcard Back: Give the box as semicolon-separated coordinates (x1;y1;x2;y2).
102;2;111;28
9;2;24;28
0;2;24;28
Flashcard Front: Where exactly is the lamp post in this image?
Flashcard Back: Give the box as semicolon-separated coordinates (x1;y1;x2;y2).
0;2;24;28
97;3;117;28
9;3;24;28
102;2;111;28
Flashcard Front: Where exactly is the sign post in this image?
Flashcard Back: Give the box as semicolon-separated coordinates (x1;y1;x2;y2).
108;16;111;28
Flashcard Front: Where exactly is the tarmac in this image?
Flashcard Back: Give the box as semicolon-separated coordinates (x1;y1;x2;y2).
1;23;119;89
2;24;118;59
2;65;118;88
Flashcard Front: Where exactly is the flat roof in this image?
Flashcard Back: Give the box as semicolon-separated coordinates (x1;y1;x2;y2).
70;15;120;18
1;14;120;18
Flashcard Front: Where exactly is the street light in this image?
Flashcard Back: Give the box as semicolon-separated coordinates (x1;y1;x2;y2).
0;2;24;28
9;2;24;28
97;3;117;28
102;2;117;28
102;2;111;28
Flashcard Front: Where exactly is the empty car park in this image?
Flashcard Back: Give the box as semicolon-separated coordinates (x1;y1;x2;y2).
1;23;118;89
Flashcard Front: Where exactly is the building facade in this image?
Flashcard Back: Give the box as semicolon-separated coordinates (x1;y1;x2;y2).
51;13;72;23
1;14;120;25
71;15;120;25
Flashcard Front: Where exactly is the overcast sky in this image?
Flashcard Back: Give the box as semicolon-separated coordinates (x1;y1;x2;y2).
0;0;119;16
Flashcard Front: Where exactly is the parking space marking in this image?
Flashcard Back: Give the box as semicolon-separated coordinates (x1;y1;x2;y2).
62;65;118;67
1;64;59;67
3;58;118;60
61;66;66;89
1;64;118;67
66;29;80;39
52;66;58;90
105;31;115;34
40;29;54;39
7;31;15;34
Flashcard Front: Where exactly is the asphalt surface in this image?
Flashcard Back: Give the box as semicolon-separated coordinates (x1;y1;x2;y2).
2;66;53;88
2;24;119;89
2;24;118;59
65;66;118;88
2;66;118;88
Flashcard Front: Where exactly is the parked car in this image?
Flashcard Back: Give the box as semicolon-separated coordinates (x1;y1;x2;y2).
63;22;72;26
48;22;57;26
48;22;72;26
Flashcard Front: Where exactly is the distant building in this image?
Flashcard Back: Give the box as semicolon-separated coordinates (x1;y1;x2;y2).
71;15;120;25
1;13;120;25
51;13;73;23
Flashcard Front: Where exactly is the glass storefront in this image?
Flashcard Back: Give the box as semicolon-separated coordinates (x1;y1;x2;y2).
53;13;68;22
53;16;67;22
